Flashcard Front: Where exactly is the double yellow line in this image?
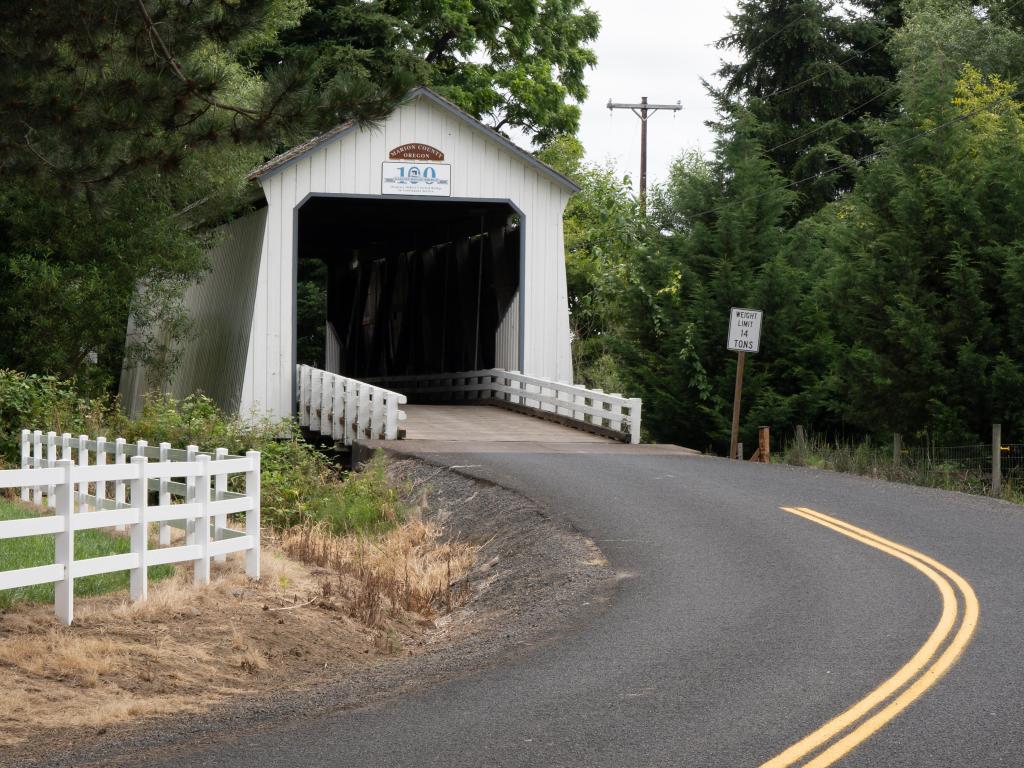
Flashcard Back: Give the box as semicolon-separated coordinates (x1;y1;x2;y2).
760;506;979;768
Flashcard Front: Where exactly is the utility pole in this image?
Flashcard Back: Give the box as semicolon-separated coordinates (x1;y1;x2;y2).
607;96;682;212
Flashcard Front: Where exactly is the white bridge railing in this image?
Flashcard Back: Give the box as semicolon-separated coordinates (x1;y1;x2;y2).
297;364;408;444
371;368;642;444
9;429;260;624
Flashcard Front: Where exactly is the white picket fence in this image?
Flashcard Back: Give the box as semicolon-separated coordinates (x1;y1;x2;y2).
371;368;643;444
297;364;407;444
5;429;260;624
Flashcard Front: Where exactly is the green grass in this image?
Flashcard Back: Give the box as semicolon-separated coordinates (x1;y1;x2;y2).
0;497;174;611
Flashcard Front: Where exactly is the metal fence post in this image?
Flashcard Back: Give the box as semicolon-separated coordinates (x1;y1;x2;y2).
992;423;1002;498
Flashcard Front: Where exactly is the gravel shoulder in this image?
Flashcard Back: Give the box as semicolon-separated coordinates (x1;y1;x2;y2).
5;455;616;768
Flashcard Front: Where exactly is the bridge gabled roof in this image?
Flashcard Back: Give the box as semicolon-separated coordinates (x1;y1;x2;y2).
248;86;580;193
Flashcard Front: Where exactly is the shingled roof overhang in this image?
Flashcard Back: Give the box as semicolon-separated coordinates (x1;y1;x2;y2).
246;86;580;194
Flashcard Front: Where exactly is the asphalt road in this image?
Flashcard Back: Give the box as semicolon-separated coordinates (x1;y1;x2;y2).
156;450;1024;767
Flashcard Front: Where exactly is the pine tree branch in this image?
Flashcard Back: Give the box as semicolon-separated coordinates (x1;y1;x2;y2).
134;0;262;120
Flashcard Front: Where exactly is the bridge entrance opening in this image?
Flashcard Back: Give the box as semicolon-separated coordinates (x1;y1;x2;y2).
296;196;521;381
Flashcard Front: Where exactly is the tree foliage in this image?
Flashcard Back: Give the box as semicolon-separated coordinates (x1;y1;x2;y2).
0;0;599;393
277;0;600;145
577;0;1024;449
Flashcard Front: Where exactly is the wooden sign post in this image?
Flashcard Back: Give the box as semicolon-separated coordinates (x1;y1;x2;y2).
726;308;763;460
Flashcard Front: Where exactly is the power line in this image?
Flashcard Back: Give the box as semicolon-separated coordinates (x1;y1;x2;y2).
762;82;901;155
764;36;888;100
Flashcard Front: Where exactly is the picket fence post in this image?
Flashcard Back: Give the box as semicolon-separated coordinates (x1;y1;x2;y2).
194;454;212;585
158;442;171;546
185;444;198;544
245;450;261;580
77;435;89;514
54;459;75;625
31;430;42;505
20;429;30;501
130;455;149;602
214;447;228;563
114;437;126;512
95;436;107;510
46;431;57;507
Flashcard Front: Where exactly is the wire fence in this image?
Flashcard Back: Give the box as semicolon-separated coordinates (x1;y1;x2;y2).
776;431;1024;501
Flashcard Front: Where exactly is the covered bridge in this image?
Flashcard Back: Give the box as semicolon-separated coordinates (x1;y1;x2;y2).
121;87;641;444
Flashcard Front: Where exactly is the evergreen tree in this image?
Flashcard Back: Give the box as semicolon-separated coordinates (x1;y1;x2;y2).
715;0;901;215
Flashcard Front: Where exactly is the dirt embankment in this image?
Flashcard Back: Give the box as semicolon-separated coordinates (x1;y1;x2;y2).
2;456;615;768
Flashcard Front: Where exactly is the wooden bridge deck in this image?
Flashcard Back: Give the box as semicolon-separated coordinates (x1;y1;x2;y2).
402;405;612;442
357;404;697;456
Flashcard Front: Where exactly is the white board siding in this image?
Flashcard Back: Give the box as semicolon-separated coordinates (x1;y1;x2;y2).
238;92;575;419
120;210;267;417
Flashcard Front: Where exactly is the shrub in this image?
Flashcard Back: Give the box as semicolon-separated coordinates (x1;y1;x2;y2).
0;369;117;463
1;371;403;533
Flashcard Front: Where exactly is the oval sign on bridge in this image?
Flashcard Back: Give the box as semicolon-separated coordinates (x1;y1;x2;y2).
727;307;763;354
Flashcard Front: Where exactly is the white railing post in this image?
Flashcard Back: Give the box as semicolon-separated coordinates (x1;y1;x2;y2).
114;437;126;511
20;429;30;501
214;447;228;563
77;434;89;514
332;377;346;441
356;383;371;440
310;370;323;433
245;450;261;580
54;458;75;625
370;388;385;439
130;455;149;602
46;431;57;508
95;436;107;510
299;364;312;427
573;391;585;422
185;444;198;544
591;389;605;428
384;393;399;440
608;393;624;432
320;374;333;437
194;454;212;586
344;381;358;445
158;442;171;546
628;399;642;445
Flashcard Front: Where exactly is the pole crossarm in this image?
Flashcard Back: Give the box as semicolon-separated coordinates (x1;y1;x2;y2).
607;101;683;114
607;96;682;212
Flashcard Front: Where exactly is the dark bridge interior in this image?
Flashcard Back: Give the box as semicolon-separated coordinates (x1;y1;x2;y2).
296;196;520;380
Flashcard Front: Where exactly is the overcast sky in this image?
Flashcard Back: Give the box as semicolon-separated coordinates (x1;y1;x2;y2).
575;0;739;190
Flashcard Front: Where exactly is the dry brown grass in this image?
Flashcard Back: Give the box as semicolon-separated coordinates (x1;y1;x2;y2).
0;519;479;752
281;519;478;626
